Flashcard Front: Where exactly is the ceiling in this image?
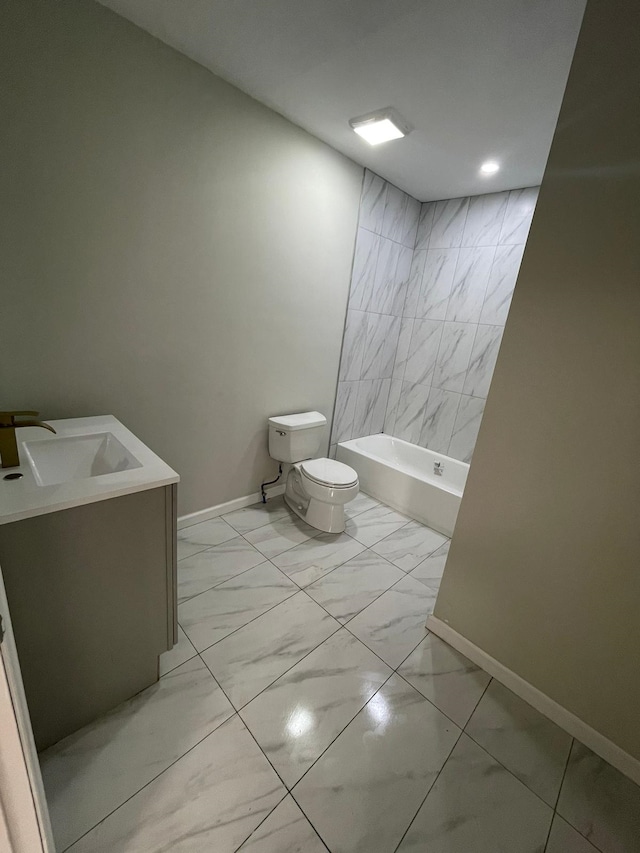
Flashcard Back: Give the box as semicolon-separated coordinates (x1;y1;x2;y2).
97;0;586;201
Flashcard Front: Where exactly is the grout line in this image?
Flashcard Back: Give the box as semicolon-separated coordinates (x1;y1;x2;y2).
285;691;400;850
387;613;489;731
178;503;444;719
177;498;333;607
259;551;362;591
391;676;492;853
287;669;398;793
230;566;595;853
553;737;574;812
176;559;267;603
233;540;351;584
542;817;555;851
185;494;590;850
190;585;301;658
248;520;326;548
189;561;409;811
395;647;577;850
226;508;447;679
177;555;270;606
59;707;239;852
457;688;593;845
78;512;556;853
390;652;471;733
186;552;430;850
192;657;327;853
230;789;291;853
196;665;292;795
330;167;367;423
467;675;493;719
205;657;407;853
90;501;491;848
178;500;425;676
281;798;333;853
176;531;245;563
176;517;239;560
462;711;560;815
358;222;417;251
222;511;291;537
194;667;335;853
233;788;331;853
177;537;234;563
62;490;568;853
199;609;343;715
170;520;430;824
391;727;465;853
307;545;400;594
228;600;445;850
186;553;411;716
287;654;474;853
542;739;574;853
340;559;421;623
550;814;605;853
292;577;438;715
545;740;608;853
300;589;405;673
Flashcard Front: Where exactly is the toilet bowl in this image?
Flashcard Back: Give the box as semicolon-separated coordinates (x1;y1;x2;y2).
285;457;359;534
267;411;359;534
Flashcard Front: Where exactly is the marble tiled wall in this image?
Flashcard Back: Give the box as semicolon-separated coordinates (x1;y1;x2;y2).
331;172;538;464
385;187;538;462
330;171;421;448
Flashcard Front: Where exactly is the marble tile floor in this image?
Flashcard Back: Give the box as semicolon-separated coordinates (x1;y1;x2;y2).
40;493;640;852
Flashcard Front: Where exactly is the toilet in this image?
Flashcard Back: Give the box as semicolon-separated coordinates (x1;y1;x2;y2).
268;411;359;534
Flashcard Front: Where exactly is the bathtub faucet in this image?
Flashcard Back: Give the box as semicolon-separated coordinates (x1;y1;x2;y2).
434;460;444;476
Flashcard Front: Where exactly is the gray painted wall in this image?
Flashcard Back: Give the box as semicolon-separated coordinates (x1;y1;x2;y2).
434;0;640;763
0;0;362;514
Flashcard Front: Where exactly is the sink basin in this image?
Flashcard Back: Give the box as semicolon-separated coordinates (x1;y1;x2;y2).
0;416;179;526
23;432;143;487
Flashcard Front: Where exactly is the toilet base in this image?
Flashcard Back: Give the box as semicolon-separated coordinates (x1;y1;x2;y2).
283;464;358;535
284;492;346;534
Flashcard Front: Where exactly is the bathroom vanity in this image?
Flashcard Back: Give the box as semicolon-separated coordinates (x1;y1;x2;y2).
0;416;179;750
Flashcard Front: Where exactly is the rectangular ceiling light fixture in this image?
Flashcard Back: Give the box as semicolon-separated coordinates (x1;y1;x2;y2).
349;107;412;146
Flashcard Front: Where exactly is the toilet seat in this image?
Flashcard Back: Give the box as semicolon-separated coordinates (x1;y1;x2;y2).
300;458;358;489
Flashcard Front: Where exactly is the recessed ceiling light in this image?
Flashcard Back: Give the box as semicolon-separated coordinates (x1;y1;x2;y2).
480;160;500;175
349;107;412;146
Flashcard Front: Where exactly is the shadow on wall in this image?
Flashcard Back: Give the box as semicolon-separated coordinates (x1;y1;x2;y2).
331;170;538;464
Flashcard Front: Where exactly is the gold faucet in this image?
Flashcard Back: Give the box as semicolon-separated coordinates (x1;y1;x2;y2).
0;411;57;468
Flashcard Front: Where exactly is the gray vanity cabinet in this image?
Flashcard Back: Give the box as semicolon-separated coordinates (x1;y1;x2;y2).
0;484;177;750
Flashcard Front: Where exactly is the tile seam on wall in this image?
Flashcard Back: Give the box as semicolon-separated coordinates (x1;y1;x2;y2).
331;170;538;464
357;223;424;250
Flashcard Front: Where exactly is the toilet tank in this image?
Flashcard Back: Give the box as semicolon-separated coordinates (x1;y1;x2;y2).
268;411;327;463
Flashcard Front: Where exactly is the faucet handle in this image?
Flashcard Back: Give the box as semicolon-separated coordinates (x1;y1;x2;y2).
0;411;40;426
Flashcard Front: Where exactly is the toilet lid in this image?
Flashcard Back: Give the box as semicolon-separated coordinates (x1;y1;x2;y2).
301;458;358;488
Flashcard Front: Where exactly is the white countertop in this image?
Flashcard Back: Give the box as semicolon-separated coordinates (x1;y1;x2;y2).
0;416;179;526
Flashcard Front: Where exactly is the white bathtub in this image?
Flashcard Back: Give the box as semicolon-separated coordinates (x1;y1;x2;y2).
337;434;469;537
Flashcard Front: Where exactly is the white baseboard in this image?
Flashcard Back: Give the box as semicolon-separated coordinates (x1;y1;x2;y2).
177;484;285;530
426;615;640;787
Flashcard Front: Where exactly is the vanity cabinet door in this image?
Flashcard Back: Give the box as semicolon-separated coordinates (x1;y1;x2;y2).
0;485;176;751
